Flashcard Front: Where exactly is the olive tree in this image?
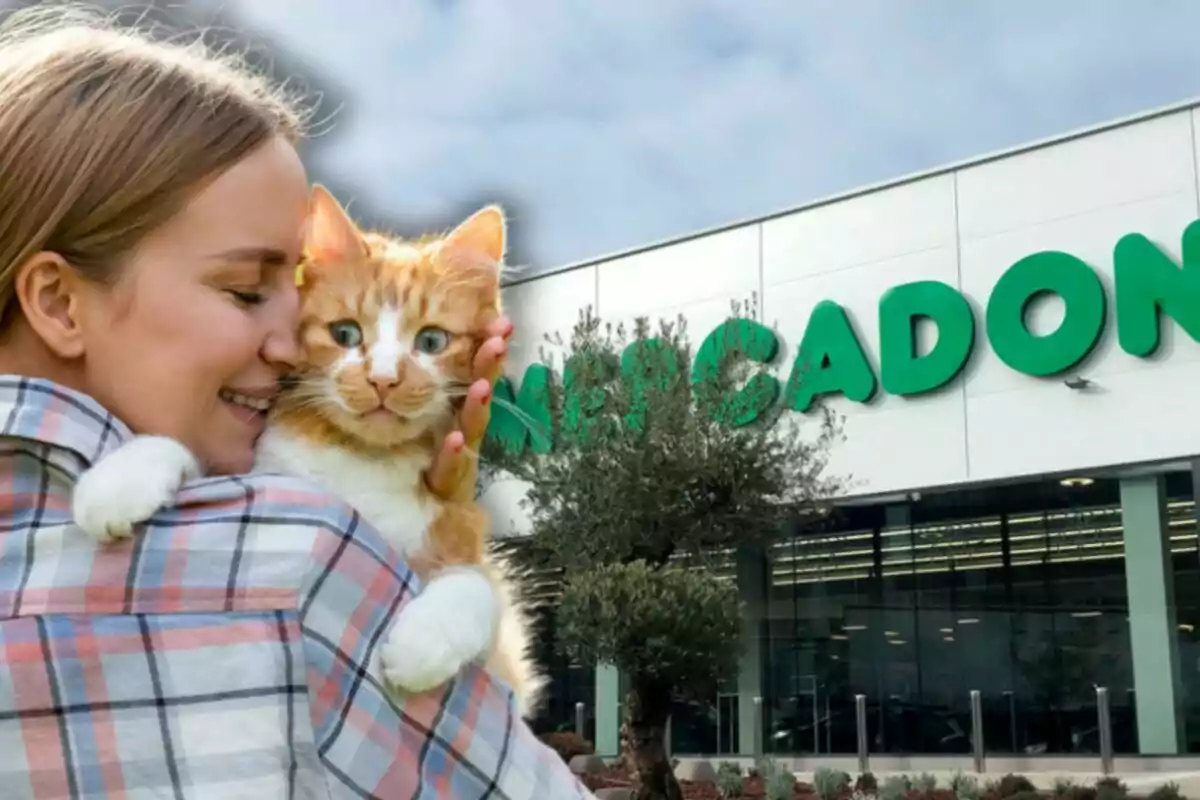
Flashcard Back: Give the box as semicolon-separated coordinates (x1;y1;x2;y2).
485;302;844;800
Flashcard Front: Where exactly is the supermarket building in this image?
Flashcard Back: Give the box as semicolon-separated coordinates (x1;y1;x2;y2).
480;99;1200;770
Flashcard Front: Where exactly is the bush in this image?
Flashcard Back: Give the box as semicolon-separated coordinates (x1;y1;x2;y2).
881;775;911;800
716;761;744;799
537;731;594;764
917;773;938;795
952;773;982;800
752;758;798;800
1148;782;1184;800
998;775;1037;798
766;770;799;800
1095;777;1129;800
856;772;879;795
1008;792;1042;800
1053;780;1076;799
815;767;851;800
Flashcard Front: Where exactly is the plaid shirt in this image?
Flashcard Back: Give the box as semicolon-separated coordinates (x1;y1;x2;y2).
0;377;593;800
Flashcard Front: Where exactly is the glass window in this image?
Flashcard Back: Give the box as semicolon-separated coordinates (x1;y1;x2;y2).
760;474;1143;756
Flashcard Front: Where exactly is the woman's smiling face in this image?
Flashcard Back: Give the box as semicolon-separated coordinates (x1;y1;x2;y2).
73;136;310;474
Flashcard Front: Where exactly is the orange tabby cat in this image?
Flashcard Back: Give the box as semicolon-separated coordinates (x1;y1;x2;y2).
71;184;546;717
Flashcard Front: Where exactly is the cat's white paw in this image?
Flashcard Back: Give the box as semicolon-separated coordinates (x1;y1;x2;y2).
72;435;201;544
380;568;498;696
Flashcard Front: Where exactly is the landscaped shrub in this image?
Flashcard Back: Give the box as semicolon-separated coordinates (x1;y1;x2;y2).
997;775;1037;798
881;775;911;800
750;757;799;800
716;761;744;799
856;772;879;795
1053;779;1077;799
815;767;851;800
1095;777;1129;800
951;772;982;800
537;731;594;764
917;773;938;796
1148;781;1184;800
766;769;798;800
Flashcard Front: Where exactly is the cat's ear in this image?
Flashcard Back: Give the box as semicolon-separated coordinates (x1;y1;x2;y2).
304;184;367;263
444;205;506;264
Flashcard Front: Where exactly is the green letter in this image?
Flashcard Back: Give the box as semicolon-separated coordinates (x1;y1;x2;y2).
879;281;975;396
485;364;553;456
784;301;876;412
691;318;781;426
620;337;682;433
985;251;1106;377
562;350;619;445
1114;220;1200;357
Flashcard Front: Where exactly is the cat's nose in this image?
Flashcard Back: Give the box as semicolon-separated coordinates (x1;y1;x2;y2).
368;374;400;394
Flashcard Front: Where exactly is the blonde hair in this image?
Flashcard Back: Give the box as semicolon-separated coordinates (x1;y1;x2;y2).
0;4;309;329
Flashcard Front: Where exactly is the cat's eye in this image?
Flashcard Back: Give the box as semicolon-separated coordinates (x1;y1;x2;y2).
414;326;451;355
328;320;363;348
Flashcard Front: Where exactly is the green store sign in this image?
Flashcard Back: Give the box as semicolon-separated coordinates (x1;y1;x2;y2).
485;220;1200;456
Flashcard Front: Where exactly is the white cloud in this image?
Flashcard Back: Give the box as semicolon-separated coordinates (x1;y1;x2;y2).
228;0;1200;272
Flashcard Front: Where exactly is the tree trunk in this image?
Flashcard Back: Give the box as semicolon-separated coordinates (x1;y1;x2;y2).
624;680;682;800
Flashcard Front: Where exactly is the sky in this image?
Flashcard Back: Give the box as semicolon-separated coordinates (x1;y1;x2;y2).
203;0;1200;275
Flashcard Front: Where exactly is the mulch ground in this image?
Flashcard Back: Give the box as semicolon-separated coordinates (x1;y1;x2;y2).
583;765;828;798
583;769;1055;800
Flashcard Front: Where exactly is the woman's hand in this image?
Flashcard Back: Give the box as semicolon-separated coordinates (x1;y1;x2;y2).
424;316;514;503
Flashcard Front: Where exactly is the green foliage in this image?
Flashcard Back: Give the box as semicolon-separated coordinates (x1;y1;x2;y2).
1148;781;1184;800
716;761;744;798
1053;780;1077;799
753;756;797;799
766;770;798;800
752;756;783;780
880;775;911;800
856;772;879;795
556;560;740;695
486;304;845;575
1095;777;1129;800
486;303;843;796
952;773;982;800
917;773;938;795
998;775;1037;798
814;767;851;800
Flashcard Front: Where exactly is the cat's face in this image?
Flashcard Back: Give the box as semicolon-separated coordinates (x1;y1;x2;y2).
285;185;503;447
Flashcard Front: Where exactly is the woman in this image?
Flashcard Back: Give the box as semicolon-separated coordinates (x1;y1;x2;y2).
0;8;590;799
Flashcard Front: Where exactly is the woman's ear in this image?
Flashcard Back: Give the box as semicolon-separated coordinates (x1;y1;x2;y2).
12;251;87;358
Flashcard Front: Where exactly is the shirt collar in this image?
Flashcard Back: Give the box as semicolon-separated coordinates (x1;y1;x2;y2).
0;376;132;472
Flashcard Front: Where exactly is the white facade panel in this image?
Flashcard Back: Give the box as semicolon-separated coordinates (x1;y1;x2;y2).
760;173;957;286
954;111;1195;240
490;105;1200;515
596;225;760;327
500;264;597;375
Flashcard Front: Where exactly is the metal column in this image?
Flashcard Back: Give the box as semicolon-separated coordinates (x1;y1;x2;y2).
752;696;763;757
855;694;869;774
1097;686;1113;776
970;690;985;773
